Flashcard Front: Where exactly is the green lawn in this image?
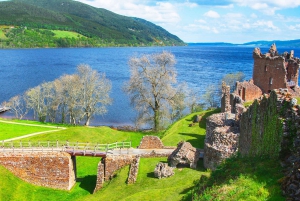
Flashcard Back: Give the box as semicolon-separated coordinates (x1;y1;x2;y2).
0;157;207;201
52;30;85;38
0;122;59;140
22;126;145;148
190;156;285;201
0;29;7;39
162;109;219;148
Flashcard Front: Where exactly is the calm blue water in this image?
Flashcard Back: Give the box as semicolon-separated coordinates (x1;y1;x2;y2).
0;46;299;126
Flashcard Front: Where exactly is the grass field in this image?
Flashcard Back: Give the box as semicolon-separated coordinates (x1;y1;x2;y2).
52;30;85;39
0;29;7;39
0;121;60;141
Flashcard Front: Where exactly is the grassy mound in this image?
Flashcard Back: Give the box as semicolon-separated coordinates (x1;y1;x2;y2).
188;155;285;201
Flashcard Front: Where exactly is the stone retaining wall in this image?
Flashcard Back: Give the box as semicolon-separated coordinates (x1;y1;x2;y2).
0;152;76;190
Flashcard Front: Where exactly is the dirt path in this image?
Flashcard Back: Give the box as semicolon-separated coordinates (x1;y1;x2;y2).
0;120;67;142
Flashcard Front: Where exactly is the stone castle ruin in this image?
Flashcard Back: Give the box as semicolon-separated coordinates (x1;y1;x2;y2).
204;44;300;170
204;44;300;199
235;44;300;102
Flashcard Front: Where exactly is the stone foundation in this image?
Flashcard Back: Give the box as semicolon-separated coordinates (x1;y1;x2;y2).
0;152;76;190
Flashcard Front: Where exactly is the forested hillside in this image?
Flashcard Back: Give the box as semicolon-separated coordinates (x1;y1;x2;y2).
0;0;185;48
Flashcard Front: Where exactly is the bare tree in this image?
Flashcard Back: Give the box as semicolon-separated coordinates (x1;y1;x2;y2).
25;85;49;122
203;84;219;109
57;74;82;125
124;51;184;132
2;94;28;119
77;64;112;126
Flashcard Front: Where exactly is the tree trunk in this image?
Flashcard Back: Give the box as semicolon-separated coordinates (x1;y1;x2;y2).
154;101;160;132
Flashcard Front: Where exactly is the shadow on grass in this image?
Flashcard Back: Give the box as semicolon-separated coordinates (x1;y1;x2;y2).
78;175;97;194
178;133;205;148
147;172;156;178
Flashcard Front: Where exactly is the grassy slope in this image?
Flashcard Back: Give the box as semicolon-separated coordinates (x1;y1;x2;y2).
191;156;285;201
162;110;219;148
52;30;85;38
0;29;6;39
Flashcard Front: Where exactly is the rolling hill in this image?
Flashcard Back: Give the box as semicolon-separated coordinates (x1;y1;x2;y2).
0;0;185;48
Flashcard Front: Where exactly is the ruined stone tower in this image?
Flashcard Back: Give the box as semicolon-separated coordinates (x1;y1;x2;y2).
252;44;300;93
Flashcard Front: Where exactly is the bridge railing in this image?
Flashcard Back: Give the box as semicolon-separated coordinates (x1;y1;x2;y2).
0;140;132;153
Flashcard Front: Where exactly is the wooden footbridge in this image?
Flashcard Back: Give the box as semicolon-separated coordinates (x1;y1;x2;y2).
1;140;132;158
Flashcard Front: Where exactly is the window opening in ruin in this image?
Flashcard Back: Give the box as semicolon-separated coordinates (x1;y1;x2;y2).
242;87;246;101
265;65;268;71
269;77;273;85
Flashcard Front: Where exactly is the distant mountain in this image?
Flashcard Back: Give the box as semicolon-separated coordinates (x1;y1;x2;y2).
188;40;300;48
188;42;235;46
242;39;300;48
0;0;184;47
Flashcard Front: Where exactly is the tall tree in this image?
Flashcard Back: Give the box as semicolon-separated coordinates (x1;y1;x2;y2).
124;51;185;132
77;64;112;126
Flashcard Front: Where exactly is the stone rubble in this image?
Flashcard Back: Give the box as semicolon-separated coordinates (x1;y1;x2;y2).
168;141;200;169
154;162;174;179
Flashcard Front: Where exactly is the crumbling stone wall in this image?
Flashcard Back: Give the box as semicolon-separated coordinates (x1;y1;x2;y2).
104;155;136;180
138;136;164;149
127;156;140;184
239;90;283;156
0;152;76;190
221;82;231;113
235;79;262;102
204;113;239;170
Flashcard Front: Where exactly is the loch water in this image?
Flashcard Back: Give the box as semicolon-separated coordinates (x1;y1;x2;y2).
0;46;299;126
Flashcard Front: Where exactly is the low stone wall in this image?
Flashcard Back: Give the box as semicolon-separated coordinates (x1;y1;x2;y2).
138;136;164;149
127;156;140;184
204;113;239;170
0;152;76;190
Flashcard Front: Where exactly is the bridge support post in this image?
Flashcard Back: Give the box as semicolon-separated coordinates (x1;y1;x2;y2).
71;156;77;181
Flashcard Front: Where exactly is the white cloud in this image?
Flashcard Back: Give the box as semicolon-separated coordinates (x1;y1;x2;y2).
203;10;220;18
196;19;207;24
76;0;180;24
253;20;279;30
224;13;244;18
250;13;258;18
289;24;300;31
233;0;300;15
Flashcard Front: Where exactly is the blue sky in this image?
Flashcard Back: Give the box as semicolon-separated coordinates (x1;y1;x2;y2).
76;0;300;43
